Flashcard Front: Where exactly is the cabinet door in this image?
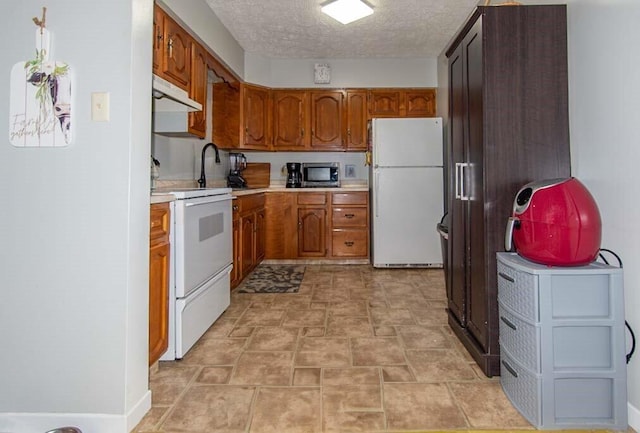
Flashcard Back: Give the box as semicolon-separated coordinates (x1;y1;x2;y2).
273;91;308;150
265;193;297;259
161;15;191;90
149;241;169;365
188;41;207;138
242;84;271;150
297;208;327;257
448;43;467;327
368;90;401;117
213;83;240;150
345;90;368;150
254;209;266;263
230;217;241;289
241;214;256;278
152;6;164;74
405;89;436;117
310;91;343;149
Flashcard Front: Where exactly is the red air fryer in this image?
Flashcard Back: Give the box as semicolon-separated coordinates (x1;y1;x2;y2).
505;178;602;266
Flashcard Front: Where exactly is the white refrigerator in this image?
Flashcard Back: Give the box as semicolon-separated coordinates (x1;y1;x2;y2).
370;117;444;267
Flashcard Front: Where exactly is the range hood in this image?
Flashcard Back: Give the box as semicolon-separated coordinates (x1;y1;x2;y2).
152;74;202;112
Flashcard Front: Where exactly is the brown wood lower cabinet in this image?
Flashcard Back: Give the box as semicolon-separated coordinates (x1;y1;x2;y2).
149;202;170;366
330;191;369;258
264;190;369;260
297;193;328;257
231;193;266;289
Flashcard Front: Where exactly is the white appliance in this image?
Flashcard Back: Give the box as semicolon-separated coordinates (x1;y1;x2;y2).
156;187;233;360
370;118;444;267
152;74;202;112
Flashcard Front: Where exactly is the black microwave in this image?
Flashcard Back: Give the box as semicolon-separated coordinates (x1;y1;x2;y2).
302;162;340;188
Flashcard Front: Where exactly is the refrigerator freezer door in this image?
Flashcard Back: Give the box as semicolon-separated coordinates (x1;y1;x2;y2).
372;167;444;266
373;118;443;167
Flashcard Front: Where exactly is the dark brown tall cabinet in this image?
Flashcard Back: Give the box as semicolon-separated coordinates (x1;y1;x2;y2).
445;5;571;377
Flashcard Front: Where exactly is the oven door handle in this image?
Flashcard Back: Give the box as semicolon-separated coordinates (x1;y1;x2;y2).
184;195;232;207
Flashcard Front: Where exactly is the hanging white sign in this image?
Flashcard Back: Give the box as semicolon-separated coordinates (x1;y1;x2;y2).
9;8;72;147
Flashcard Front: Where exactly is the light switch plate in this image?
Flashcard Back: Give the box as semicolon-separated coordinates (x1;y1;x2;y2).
91;92;110;121
345;164;356;178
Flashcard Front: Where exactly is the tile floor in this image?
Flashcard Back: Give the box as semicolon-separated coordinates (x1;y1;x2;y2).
134;265;623;433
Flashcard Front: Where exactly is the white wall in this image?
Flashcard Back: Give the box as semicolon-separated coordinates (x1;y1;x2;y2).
0;0;151;432
563;0;640;428
246;152;368;184
245;53;437;88
152;83;230;184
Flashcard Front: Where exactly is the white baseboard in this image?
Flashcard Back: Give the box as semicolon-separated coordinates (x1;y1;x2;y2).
0;391;151;433
629;401;640;432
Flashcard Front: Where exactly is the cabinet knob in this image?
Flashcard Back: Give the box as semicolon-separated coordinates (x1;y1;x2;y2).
233;205;239;211
344;241;354;247
344;213;355;218
301;128;304;137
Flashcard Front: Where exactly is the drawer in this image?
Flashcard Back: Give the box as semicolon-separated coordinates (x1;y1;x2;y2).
332;191;368;205
298;192;327;205
500;348;541;427
497;259;539;322
238;193;265;213
332;207;367;227
332;229;368;257
498;302;541;373
150;202;170;241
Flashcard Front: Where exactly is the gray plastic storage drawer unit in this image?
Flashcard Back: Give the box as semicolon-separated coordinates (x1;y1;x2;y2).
496;252;627;430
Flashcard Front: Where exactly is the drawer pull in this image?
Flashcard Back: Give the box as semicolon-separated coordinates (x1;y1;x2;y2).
498;272;515;283
502;360;519;378
344;213;355;218
344;241;354;247
500;315;517;330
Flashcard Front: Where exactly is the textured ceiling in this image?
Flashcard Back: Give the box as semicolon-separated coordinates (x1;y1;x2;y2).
204;0;481;58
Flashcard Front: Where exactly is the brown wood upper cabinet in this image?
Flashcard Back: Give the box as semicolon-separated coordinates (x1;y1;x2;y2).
153;6;191;90
187;41;208;138
241;84;271;150
272;90;308;150
310;91;344;150
345;90;368;150
272;90;345;151
368;88;436;117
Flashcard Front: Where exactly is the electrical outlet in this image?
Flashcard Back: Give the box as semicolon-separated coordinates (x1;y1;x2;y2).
345;164;356;178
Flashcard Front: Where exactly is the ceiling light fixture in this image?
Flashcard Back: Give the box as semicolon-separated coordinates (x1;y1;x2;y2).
321;0;373;25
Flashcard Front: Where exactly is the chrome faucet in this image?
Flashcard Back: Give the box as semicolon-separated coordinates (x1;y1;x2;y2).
197;142;221;188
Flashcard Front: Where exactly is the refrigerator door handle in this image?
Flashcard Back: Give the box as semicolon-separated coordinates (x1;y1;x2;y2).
374;170;380;217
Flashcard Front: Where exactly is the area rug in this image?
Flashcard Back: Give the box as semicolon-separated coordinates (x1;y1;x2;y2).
236;264;306;293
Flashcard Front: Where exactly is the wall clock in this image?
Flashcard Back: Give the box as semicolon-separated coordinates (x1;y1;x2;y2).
314;63;331;84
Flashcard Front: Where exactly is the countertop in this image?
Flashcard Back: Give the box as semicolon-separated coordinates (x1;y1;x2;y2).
150;194;175;204
232;185;369;196
150;183;369;203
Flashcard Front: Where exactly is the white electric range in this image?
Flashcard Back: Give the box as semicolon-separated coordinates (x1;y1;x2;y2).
154;187;233;360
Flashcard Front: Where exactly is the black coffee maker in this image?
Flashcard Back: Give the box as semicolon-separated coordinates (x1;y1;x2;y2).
286;162;302;188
